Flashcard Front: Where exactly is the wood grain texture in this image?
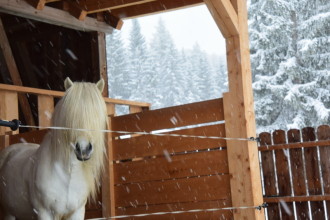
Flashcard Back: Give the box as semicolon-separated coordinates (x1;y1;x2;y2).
0;91;18;135
37;95;54;128
111;98;224;135
0;0;114;33
9;129;48;145
204;0;239;38
115;175;231;207
258;132;280;219
112;123;226;160
317;125;330;217
302;127;325;219
114;150;229;184
287;129;309;219
117;199;233;219
272;130;293;218
0;83;150;107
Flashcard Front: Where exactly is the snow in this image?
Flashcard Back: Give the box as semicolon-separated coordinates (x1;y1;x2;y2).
107;0;330;134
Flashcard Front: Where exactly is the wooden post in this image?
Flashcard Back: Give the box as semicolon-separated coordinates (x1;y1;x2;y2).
91;31;108;97
0;91;19;135
205;0;265;219
38;95;54;127
102;103;115;217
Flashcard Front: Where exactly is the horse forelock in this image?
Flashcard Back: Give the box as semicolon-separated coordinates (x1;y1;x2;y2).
51;82;108;201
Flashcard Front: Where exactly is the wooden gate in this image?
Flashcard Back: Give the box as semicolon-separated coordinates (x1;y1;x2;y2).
259;125;330;219
108;98;233;219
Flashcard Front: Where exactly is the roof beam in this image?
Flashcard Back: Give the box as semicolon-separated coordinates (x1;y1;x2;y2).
111;0;204;19
64;1;123;30
74;0;157;14
204;0;239;38
0;0;114;34
25;0;46;10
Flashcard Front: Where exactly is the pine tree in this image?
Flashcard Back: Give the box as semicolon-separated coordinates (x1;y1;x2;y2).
127;19;151;102
149;18;185;108
249;0;330;131
106;30;129;99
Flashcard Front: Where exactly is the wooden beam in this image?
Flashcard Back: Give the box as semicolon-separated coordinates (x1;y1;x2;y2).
65;0;88;21
102;105;116;217
25;0;46;10
0;0;114;34
111;0;204;19
37;95;54;127
204;0;239;38
221;0;265;219
38;1;123;29
0;83;151;108
0;91;18;135
0;18;36;128
259;139;330;151
73;0;157;14
91;31;109;97
103;12;124;30
264;195;330;203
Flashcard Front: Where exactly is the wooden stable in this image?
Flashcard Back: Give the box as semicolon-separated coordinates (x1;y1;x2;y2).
0;0;265;219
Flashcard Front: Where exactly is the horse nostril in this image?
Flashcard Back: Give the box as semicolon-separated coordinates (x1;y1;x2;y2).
87;143;92;152
75;143;81;152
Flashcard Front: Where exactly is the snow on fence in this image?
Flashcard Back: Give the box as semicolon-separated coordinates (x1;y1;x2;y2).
258;125;330;219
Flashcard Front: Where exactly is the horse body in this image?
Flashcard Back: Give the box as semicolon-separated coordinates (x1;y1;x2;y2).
0;78;107;220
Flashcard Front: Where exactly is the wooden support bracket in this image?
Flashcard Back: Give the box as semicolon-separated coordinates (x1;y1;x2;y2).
25;0;46;10
204;0;239;38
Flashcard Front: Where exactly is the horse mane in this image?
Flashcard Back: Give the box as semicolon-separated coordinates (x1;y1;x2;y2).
50;81;108;202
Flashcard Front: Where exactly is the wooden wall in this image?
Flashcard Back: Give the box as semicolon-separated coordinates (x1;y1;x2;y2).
0;13;106;130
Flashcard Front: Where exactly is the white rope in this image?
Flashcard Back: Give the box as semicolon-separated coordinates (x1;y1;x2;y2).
19;124;258;142
86;203;267;219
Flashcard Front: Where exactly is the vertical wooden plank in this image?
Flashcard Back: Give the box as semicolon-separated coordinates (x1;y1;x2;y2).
223;94;264;220
288;129;309;219
0;134;9;150
106;103;116;117
38;95;54;127
0;91;19;135
259;132;280;219
129;106;143;114
302;127;325;219
91;31;108;97
221;0;264;219
273;130;293;218
203;0;239;38
102;105;115;218
317;125;330;217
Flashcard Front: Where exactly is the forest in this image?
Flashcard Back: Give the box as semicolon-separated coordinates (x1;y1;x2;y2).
107;1;330;133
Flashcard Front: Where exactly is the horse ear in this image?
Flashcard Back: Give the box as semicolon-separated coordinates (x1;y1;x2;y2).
96;79;105;93
64;77;73;90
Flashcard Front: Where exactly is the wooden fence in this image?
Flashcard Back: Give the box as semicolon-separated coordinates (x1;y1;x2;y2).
258;125;330;219
108;98;233;219
4;83;330;219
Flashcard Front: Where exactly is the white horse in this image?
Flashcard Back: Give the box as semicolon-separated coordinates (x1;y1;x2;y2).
0;78;108;220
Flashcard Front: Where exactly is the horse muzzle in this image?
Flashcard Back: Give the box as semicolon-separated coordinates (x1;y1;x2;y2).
74;142;93;161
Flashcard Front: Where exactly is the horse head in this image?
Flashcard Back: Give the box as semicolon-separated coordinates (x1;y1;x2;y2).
63;78;106;162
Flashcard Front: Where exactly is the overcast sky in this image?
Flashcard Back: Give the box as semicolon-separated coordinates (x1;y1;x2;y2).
120;5;226;56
